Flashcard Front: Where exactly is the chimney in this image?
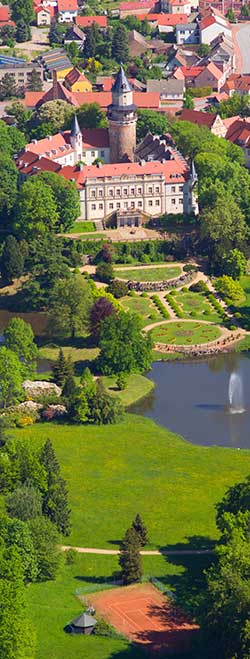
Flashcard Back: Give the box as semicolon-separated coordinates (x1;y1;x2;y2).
140;159;145;166
52;70;59;101
31;139;37;144
97;161;102;168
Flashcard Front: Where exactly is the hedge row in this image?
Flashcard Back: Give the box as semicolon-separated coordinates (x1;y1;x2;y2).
151;295;170;320
165;293;184;318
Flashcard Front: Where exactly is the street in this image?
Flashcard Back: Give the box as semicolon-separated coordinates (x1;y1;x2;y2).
234;22;250;73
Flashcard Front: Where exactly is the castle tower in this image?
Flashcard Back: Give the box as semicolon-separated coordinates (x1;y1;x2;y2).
70;114;82;164
108;66;137;164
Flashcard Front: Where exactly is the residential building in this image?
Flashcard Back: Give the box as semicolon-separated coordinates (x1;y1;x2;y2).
0;61;43;88
222;74;250;97
199;14;231;44
224;116;250;167
166;46;199;71
74;15;107;28
161;0;192;15
64;67;92;92
128;30;150;57
35;5;55;25
204;34;235;76
0;5;15;26
64;24;85;49
139;12;188;32
38;49;72;80
176;22;199;44
179;108;226;136
147;78;185;99
181;61;225;91
119;0;158;18
57;0;78;22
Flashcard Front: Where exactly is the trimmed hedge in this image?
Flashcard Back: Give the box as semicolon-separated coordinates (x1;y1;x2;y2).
165;293;184;318
151;295;170;319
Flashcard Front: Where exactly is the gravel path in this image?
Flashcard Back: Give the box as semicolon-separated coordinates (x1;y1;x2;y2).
61;545;213;556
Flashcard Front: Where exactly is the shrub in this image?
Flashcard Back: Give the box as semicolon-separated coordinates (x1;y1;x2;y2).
107;279;128;299
117;372;128;391
214;275;245;305
129;290;136;297
183;264;196;272
65;548;77;566
152;295;170;319
94;617;124;639
96;262;114;284
140;292;148;298
190;280;208;293
15;414;35;428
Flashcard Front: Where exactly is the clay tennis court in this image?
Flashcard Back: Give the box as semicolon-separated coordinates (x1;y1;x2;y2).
89;583;199;655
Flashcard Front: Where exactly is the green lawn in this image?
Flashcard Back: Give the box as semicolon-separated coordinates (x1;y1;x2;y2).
122;294;164;326
67;221;96;233
114;266;182;282
13;416;250;549
38;344;99;369
101;373;154;406
175;292;221;323
150;321;221;346
26;551;189;659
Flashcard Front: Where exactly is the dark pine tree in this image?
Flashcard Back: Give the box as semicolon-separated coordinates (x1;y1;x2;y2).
132;514;148;547
1;235;24;282
119;527;143;584
40;439;71;536
27;69;42;91
52;348;68;387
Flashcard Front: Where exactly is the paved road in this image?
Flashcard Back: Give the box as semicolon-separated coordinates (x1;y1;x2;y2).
61;545;213;556
234;23;250;73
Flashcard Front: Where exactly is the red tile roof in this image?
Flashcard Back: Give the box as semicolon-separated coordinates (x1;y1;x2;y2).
199;15;216;30
65;67;89;86
120;0;155;10
225;118;250;146
35;5;56;16
75;15;107;27
24;132;74;158
168;0;191;5
23;91;45;107
16;152;62;176
71;90;160;109
82;128;109;148
58;0;78;11
181;66;204;78
179;108;218;128
139;12;187;24
59;158;188;187
0;6;11;21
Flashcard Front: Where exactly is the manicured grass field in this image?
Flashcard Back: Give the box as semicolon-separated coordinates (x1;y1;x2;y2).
122;294;164;326
38;344;99;368
114;266;182;282
26;552;184;659
175;291;221;323
14;415;250;549
68;221;96;233
101;373;154;406
150;321;221;346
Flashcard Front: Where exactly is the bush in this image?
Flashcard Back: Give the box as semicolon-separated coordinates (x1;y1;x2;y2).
117;372;128;391
107;279;128;299
214;275;245;305
190;280;208;293
15;414;35;428
94;617;124;639
65;548;77;566
96;262;114;284
152;295;170;319
140;292;148;298
183;264;196;273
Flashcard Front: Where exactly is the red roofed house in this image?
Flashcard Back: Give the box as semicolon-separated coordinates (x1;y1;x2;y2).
224;117;250;167
199;14;231;44
119;0;157;18
181;61;225;91
64;67;92;92
57;0;78;23
35;5;56;25
0;5;15;26
161;0;192;15
75;15;107;29
179;108;226;137
222;74;250;97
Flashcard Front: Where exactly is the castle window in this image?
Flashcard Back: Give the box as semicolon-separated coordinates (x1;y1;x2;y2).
148;187;153;194
117;202;120;209
179;186;183;191
99;203;103;209
109;203;114;210
91;151;95;157
108;189;113;197
116;188;121;196
91;190;96;197
137;187;142;194
98;189;103;197
91;203;96;210
171;186;176;193
123;188;128;195
148;200;153;206
124;201;128;209
131;188;135;195
138;201;142;207
171;199;176;205
155;200;160;206
156;187;160;193
131;202;135;208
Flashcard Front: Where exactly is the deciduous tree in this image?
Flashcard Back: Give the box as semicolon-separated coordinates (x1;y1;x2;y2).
0;347;23;409
4;317;38;377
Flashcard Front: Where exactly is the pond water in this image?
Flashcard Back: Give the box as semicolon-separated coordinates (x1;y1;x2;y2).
131;353;250;448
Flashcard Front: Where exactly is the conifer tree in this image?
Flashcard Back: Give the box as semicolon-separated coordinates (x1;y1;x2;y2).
119;527;143;584
52;348;68;387
132;514;148;547
40;439;71;536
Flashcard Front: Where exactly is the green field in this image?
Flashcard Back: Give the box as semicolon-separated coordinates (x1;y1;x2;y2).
122;294;164;326
27;552;189;659
68;221;96;233
150;321;221;346
114;266;182;282
102;373;154;406
14;416;250;549
175;291;221;323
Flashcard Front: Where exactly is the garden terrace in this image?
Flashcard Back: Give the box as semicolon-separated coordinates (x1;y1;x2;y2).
150;321;222;346
114;265;182;282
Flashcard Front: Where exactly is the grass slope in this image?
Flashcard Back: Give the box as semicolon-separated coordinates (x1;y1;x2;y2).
14;416;250;549
115;266;181;282
101;374;154;406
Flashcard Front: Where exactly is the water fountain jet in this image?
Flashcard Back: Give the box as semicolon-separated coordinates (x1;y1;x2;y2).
228;372;245;414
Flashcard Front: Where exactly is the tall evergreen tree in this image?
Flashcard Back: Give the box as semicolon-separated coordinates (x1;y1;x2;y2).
15;20;31;42
1;236;24;282
119;527;143;584
40;440;71;536
132;514;148;547
27;69;42;91
52;348;68;387
112;26;129;63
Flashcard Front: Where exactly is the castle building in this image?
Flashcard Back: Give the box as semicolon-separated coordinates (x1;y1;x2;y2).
16;66;198;224
107;66;137;163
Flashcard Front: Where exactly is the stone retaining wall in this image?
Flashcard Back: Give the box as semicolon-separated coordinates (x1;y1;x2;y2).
126;271;195;292
154;331;243;357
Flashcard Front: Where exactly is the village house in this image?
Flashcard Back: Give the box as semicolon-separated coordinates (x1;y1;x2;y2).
161;0;192;15
64;24;85;50
0;5;15;26
119;0;158;18
176;22;199;45
35;5;55;25
64;67;92;92
57;0;78;22
74;15;107;29
179;108;227;137
199;13;231;45
224;116;250;168
222;74;250;97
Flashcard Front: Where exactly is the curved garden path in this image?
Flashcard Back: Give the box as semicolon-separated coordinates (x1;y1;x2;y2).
61;545;213;556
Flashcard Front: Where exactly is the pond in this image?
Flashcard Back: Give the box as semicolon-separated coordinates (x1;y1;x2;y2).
131;353;250;448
